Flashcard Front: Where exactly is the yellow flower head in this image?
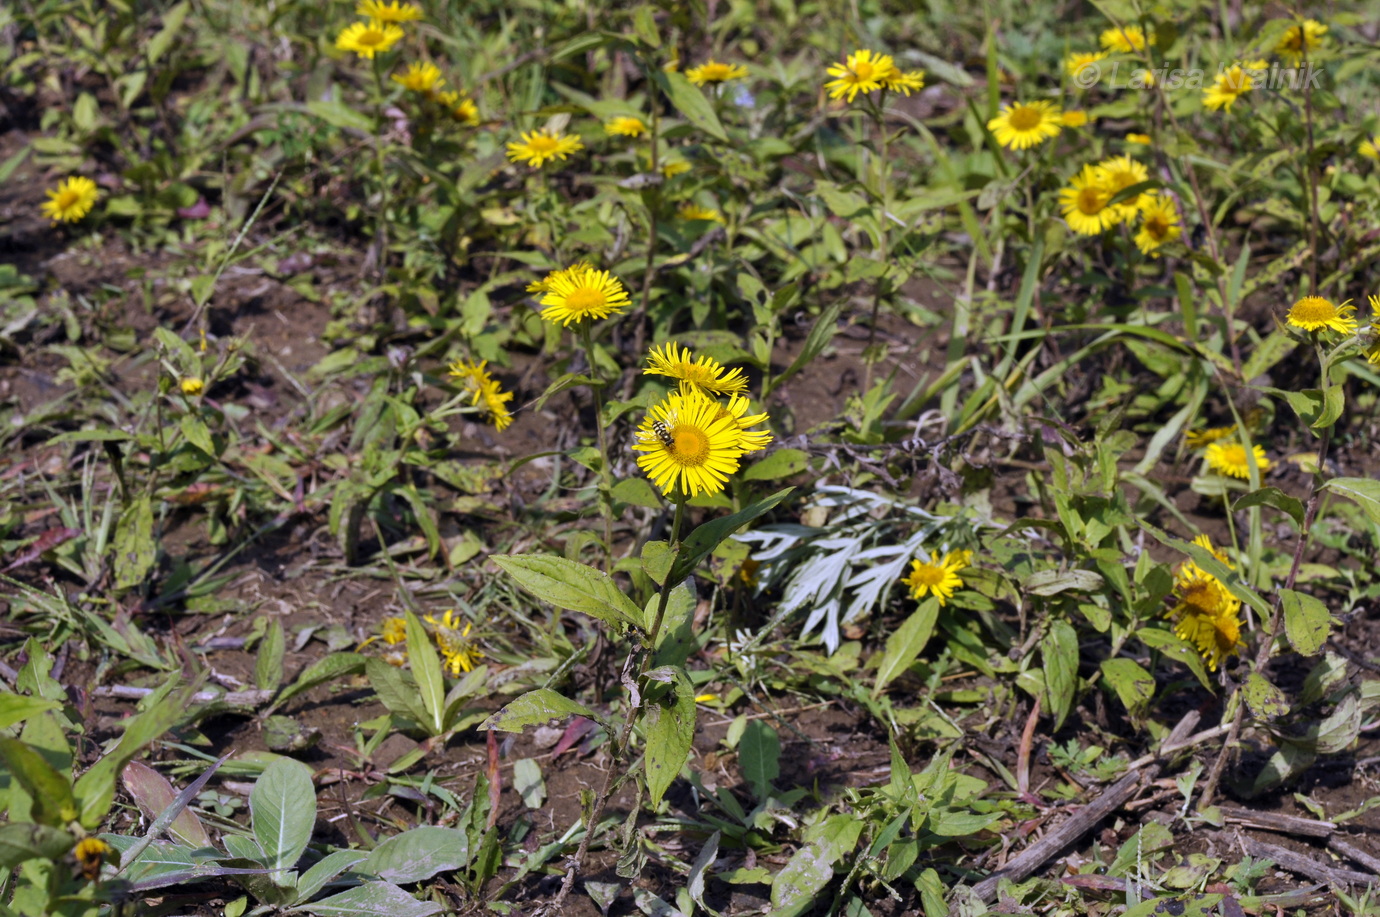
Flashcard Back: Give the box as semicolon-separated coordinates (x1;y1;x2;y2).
880;65;926;96
987;100;1063;150
393;61;444;94
604;116;647;138
539;266;631;326
1066;51;1108;81
1286;295;1356;335
1062;110;1089;128
425;610;482;676
1185;424;1236;450
526;261;593;295
179;376;205;396
1176;533;1233;588
74;837;114;880
686;59;749;86
714;394;773;452
1275;19;1326;66
506;128;584;168
1205;442;1270;479
645;342;749;395
357;0;422;22
448;359;514;431
1171;578;1243;671
1134;194;1181;256
825;49;895;102
41;176;99;224
1203;61;1267;112
902;550;971;606
435;90;479;125
661;159;691;178
1360;136;1380;162
336;20;404;59
380;616;407;644
1058;164;1116;236
1125;132;1152;145
634;388;749;498
677;201;724;223
1097;154;1150;220
1099;24;1152;53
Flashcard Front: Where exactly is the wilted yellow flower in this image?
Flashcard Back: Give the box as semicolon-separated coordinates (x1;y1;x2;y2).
1286;295;1357;334
540;266;631;326
604;116;647;137
74;837;114;881
1135;194;1181;256
677;201;723;223
526;261;593;295
1058;164;1116;235
1203;61;1267;112
902;550;971;606
661;159;691;178
1066;51;1108;80
987;101;1062;150
713;394;772;452
1125;132;1152;145
448;359;514;431
435;90;479;125
336;20;404;59
686;59;748;85
1062;110;1089;127
1100;24;1152;53
1361;136;1380;161
1205;442;1270;479
180;376;205;396
825;49;894;102
393;61;444;94
41;176;99;224
634;388;748;498
1185;424;1237;450
645;342;748;395
425;610;482;675
1169;534;1243;672
506;128;584;168
1274;19;1326;66
357;0;422;22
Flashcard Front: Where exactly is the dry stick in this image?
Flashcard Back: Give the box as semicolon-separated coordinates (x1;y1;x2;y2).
1217;806;1334;838
1330;836;1380;876
971;764;1160;902
1239;836;1377;888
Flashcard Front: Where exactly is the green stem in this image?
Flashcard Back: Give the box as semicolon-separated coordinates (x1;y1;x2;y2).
579;323;616;570
644;499;686;651
370;57;391;279
863;96;891;393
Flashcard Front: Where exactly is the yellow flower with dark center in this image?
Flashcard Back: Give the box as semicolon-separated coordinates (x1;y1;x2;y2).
902;550;971;606
686;59;749;86
1099;24;1152;53
1205;442;1270;479
506;128;584;168
540;266;630;326
1361;137;1380;161
425;609;482;676
604;116;647;137
1134;194;1181;256
1098;154;1149;220
825;49;895;102
987;101;1063;150
180;376;205;396
435;90;479;124
448;359;514;431
634;388;747;497
336;20;404;58
74;837;114;880
677;202;723;223
1058;164;1116;235
1171;577;1242;671
1062;110;1089;128
41;176;99;224
393;62;444;94
1125;132;1152;145
880;65;925;96
1275;19;1326;66
1286;295;1356;334
526;261;593;295
713;394;773;452
1203;61;1266;112
357;0;422;21
1185;424;1236;450
645;342;748;395
1066;51;1108;80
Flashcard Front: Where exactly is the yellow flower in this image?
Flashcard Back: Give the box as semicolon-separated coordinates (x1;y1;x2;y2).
1203;61;1267;112
987;101;1062;150
1062;110;1089;128
448;359;514;431
902;550;971;606
393;61;444;94
1176;533;1232;587
825;49;894;103
1275;19;1326;66
880;65;925;96
1066;51;1108;80
1286;295;1357;334
1134;194;1181;256
677;201;723;223
645;342;749;395
604;116;647;137
179;376;204;396
526;261;593;295
356;0;422;22
435;90;479;125
634;388;748;498
506;129;584;168
1185;424;1236;450
425;610;482;676
1058;164;1116;236
41;176;99;224
1099;24;1152;53
380;616;407;644
1097;154;1149;220
661;159;691;178
74;837;114;880
335;20;404;59
1205;442;1270;479
540;266;631;326
1125;132;1152;145
713;394;773;452
1361;136;1380;161
686;59;749;86
1171;578;1242;672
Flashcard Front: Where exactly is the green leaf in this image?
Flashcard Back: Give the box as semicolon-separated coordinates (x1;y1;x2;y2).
250;757;315;882
361;826;469;884
1248;741;1314;795
1139;627;1211;690
364;657;429;725
650;70;728;142
405;610;446;734
305;100;376;132
1242;673;1290;720
769;304;841;396
612;476;662;509
1099;658;1154;716
1024;568;1104;596
1322;477;1380;526
641;540;673;586
1264;386;1343;430
644;667;696;807
0;823;74;869
295;850;369;904
121;761;212;848
286;881;443;916
146;1;189;65
273;653;365;708
1042;620;1078;731
0;738;77;826
494;554;643;629
741;449;809;481
480;688;599;733
0;695;60;730
1232;487;1304;528
513;758;546;809
668;488;792;584
739;720;779;801
1280;588;1330;656
255;619;285;692
873;598;939;696
770;815;863;913
113;494;156;591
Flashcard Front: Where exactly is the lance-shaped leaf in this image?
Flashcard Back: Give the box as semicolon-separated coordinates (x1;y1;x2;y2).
494;554;643;629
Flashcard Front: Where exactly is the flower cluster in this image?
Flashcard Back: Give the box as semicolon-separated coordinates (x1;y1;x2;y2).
391;60;480;125
824;49;925;103
448;359;514;431
1169;535;1244;671
1057;155;1181;255
633;344;771;498
335;0;420;59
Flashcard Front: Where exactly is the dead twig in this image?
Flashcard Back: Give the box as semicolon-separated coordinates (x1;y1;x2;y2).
1240;836;1376;887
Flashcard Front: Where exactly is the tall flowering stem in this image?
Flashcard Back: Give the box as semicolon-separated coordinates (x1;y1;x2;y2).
579;322;616;569
862;93;891;392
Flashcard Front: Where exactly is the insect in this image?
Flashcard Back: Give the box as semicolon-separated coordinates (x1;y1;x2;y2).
651;420;674;447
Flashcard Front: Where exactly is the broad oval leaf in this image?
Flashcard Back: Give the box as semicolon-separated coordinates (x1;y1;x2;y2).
361;826;468;884
250;757;316;879
1280;588;1330;656
644;668;696;807
480;688;600;733
494;554;643;629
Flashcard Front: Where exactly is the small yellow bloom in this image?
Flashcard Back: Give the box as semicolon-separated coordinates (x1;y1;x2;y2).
685;59;749;86
380;616;407;644
1274;19;1326;66
526;261;593;295
1134;194;1181;256
425;610;482;676
357;0;422;22
1361;136;1380;161
1171;579;1243;672
435;90;479;125
644;342;748;395
393;61;444;94
1099;24;1152;53
1203;61;1267;112
661;159;691;178
1066;51;1108;81
74;837;114;880
880;65;925;96
1097;155;1150;221
1062;110;1089;128
1186;424;1236;450
604;116;647;138
902;550;971;606
694;693;720;703
448;359;514;431
677;201;723;223
1205;442;1270;479
987;101;1063;151
1126;132;1152;145
335;20;404;59
506;128;584;168
825;49;894;103
1058;164;1116;236
41;176;100;224
1286;295;1357;335
180;376;204;396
